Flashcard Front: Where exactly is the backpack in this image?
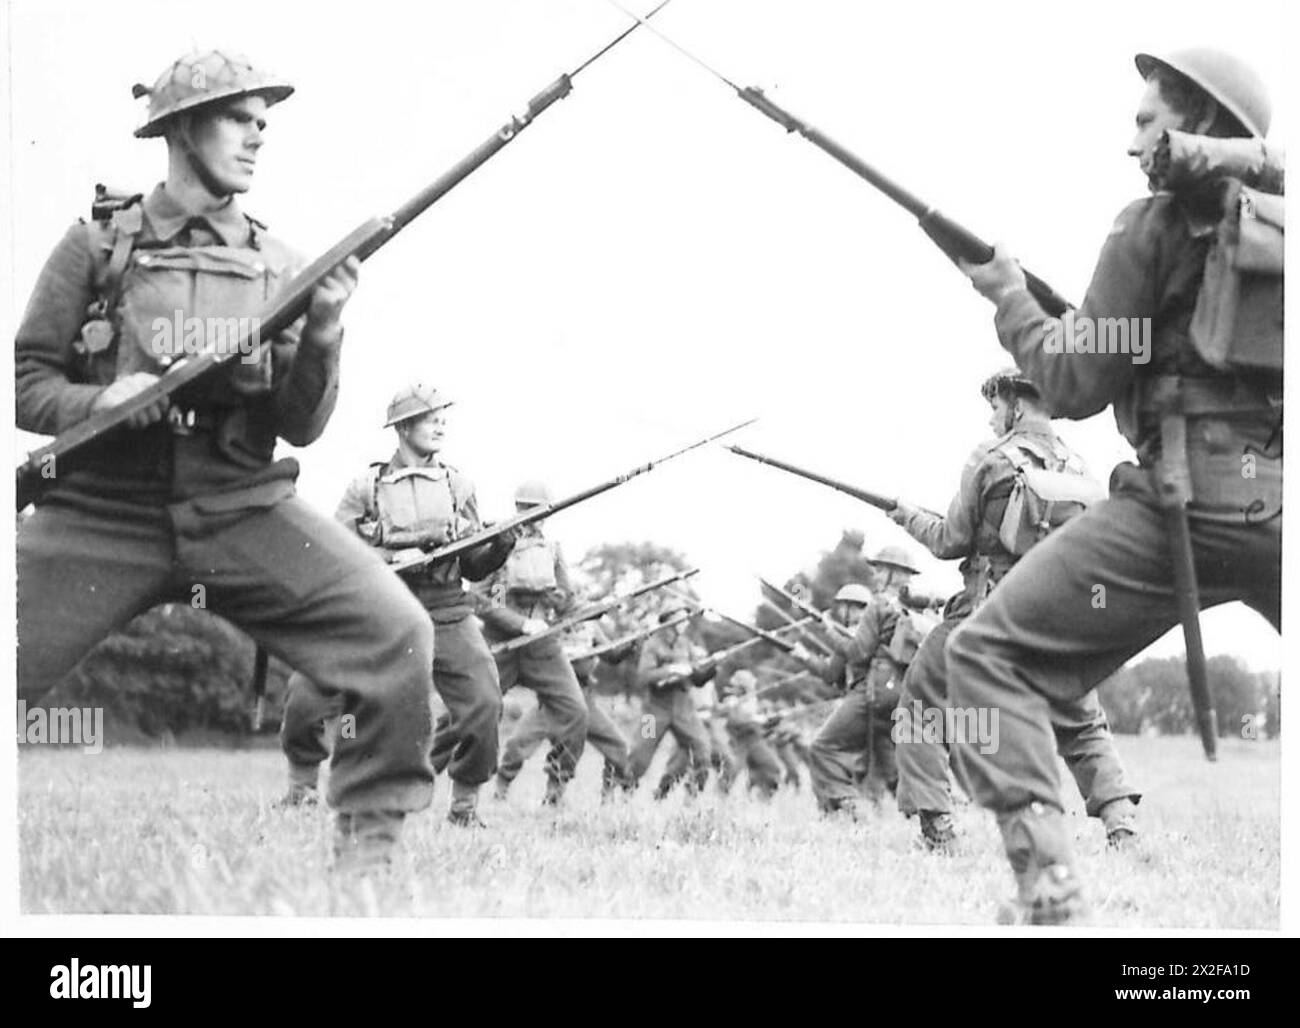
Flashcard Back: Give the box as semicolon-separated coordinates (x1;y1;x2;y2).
995;437;1105;557
885;604;937;667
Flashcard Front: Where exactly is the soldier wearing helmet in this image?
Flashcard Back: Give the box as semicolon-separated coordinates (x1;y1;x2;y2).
715;669;785;799
888;371;1140;855
786;546;922;814
626;605;719;795
957;48;1280;922
13;50;426;871
279;383;516;827
474;479;590;806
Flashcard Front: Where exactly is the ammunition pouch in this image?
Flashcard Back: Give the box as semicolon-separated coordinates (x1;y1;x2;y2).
1139;375;1282;522
1189;180;1284;374
503;535;559;592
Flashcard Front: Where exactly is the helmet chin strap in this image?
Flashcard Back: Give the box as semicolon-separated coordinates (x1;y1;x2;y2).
1003;398;1024;435
177;115;232;201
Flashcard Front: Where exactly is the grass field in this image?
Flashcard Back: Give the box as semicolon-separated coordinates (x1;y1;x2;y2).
18;731;1278;927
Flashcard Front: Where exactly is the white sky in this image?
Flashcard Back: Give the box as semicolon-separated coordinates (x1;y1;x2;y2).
2;0;1289;671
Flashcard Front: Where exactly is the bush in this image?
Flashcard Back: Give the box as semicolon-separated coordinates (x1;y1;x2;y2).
47;605;267;738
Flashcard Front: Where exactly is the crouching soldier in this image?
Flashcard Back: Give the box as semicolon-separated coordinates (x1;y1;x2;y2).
14;51;433;871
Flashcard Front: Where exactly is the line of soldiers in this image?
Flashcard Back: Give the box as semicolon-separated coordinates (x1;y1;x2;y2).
13;42;1280;922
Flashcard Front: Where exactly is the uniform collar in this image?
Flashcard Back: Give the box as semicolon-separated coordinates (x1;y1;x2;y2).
385;448;446;473
1012;412;1056;436
142;183;254;247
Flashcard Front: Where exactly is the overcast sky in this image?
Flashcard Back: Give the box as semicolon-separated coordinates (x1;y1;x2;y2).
3;0;1289;670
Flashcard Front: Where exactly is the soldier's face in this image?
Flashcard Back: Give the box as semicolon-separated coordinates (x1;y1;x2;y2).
1128;79;1184;185
186;95;269;195
839;601;867;627
399;409;447;456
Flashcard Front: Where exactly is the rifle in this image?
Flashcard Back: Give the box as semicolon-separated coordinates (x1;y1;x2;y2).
605;0;1071;316
14;1;673;512
491;566;699;656
568;611;692;664
391;416;755;573
701;616;816;665
759;598;835;656
730;445;902;513
663;585;801;655
759;575;854;641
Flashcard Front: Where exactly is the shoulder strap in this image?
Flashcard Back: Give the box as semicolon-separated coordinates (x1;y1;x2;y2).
366;462;385;518
88;199;145;319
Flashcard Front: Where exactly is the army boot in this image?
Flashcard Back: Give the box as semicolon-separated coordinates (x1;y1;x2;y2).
600;762;634;802
1100;797;1139;848
277;762;321;808
332;810;405;874
919;810;957;851
447;781;486;828
542;777;566;808
995;802;1086;925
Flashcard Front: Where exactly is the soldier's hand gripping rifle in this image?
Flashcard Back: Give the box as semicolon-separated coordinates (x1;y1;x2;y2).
391;416;755;574
604;0;1071;316
491;566;700;656
14;1;675;512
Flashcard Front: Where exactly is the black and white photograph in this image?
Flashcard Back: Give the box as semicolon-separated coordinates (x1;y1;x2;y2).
3;0;1291;943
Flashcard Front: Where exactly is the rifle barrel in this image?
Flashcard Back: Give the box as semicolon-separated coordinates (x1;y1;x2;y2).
727;445;898;512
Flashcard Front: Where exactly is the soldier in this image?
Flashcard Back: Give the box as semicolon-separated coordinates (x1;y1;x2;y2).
889;370;1141;852
717;670;784;798
789;568;916;814
655;656;739;798
279;384;511;826
493;615;637;801
476;481;589;806
14;51;430;870
627;607;717;794
763;699;812;790
952;48;1281;922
